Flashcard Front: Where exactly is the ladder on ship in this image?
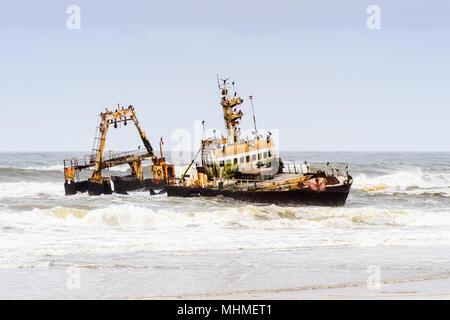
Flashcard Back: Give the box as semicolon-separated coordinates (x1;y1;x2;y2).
91;125;105;165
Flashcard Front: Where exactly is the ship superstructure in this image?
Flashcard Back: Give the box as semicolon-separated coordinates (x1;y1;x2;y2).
168;77;353;206
201;78;279;180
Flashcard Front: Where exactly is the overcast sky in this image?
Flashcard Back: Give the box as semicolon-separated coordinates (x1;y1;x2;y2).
0;0;449;152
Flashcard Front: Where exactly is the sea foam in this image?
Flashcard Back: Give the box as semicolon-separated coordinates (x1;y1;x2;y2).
353;168;450;196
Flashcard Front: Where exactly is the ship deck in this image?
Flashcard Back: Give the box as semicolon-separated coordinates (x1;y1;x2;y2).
188;172;346;193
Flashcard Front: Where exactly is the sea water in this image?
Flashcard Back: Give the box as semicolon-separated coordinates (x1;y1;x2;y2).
0;151;449;299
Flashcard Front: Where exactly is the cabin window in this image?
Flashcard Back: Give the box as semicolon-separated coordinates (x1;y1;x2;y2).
219;161;224;167
268;151;271;157
233;158;238;165
264;152;268;159
240;157;245;164
252;154;257;161
246;155;250;162
258;154;262;160
226;159;232;165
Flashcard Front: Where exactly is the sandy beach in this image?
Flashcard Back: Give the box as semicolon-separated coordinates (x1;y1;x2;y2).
154;276;450;300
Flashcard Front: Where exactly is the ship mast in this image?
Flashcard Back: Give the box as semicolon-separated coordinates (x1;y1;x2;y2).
249;95;257;135
217;76;244;144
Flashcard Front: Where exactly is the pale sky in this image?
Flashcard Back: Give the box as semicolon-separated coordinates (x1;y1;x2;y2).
0;0;449;152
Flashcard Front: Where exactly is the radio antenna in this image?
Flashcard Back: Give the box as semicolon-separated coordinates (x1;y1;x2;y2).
249;95;257;134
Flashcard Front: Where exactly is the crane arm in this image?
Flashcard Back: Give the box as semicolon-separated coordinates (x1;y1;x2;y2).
179;147;202;182
131;112;154;157
91;106;155;181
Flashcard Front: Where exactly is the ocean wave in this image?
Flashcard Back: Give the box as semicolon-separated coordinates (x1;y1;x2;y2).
353;168;450;197
1;162;188;173
0;165;63;172
3;203;449;229
23;165;64;171
0;182;64;198
0;167;64;184
0;204;449;260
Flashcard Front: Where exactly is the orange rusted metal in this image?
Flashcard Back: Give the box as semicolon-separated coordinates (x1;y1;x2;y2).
129;160;143;181
64;167;76;182
90;105;154;182
63;105;176;195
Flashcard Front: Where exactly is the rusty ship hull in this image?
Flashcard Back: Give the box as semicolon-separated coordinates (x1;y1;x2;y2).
166;180;352;207
111;175;168;194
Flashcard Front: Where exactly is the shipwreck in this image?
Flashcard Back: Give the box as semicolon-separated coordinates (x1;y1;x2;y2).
63;105;175;195
166;77;353;206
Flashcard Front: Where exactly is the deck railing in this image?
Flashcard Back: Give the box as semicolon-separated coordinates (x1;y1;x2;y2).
201;162;349;192
63;149;151;170
283;162;349;177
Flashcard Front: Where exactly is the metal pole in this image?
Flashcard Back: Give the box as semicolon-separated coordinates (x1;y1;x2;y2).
179;147;202;182
249;95;257;134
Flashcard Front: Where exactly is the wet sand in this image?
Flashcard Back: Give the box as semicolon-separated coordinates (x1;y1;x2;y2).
142;276;450;300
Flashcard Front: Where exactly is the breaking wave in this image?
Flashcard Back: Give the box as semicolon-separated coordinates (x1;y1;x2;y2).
1;204;449;259
3;203;450;229
0;182;64;198
353;168;450;197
